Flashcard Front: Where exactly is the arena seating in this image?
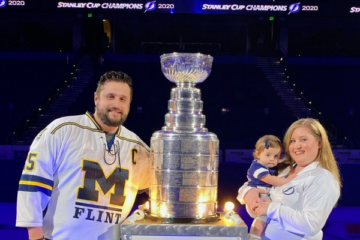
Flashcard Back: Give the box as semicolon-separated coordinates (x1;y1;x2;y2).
0;58;71;143
286;64;360;148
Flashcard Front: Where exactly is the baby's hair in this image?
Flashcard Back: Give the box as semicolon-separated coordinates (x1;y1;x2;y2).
253;135;282;160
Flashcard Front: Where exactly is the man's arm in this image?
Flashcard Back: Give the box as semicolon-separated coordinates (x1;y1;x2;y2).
260;173;296;186
135;136;151;192
28;227;44;240
16;123;58;237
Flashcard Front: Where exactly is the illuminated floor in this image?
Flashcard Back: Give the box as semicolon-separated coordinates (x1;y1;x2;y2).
1;202;359;240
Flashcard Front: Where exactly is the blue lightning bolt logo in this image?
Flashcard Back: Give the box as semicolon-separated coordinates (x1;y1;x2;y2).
0;0;7;8
288;2;301;15
144;1;156;12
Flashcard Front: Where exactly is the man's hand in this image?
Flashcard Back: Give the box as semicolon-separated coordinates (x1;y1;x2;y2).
242;188;267;212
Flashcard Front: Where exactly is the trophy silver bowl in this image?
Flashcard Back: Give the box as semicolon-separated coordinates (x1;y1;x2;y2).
161;52;212;84
147;53;220;223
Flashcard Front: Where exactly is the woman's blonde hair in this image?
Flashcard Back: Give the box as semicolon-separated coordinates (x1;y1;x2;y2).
253;135;282;160
282;118;342;188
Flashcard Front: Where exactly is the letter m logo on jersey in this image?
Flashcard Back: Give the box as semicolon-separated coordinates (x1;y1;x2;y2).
77;160;129;206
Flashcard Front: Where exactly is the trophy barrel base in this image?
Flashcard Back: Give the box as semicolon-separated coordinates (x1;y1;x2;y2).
144;212;220;224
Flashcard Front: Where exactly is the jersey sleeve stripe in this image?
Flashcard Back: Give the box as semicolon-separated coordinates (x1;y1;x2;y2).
254;168;268;179
20;174;53;187
18;184;52;196
19;181;53;191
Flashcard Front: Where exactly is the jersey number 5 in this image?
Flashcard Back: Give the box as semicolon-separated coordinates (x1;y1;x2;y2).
24;153;38;172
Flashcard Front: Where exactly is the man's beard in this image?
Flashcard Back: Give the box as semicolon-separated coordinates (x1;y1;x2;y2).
95;106;128;127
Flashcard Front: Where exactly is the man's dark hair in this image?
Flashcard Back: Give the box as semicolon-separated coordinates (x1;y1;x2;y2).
96;71;133;101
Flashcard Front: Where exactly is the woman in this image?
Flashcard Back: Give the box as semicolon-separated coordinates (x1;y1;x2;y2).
237;118;341;240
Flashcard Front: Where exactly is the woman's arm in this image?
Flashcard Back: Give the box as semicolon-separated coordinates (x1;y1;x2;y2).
237;183;267;212
257;171;340;236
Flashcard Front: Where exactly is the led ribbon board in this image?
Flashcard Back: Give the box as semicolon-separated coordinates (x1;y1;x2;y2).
1;0;359;16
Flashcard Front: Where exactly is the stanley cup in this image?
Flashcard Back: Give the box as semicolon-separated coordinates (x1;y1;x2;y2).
148;53;220;223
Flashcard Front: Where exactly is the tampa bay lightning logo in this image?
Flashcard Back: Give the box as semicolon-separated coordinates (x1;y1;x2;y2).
0;0;7;8
282;187;295;195
144;1;156;12
288;2;301;15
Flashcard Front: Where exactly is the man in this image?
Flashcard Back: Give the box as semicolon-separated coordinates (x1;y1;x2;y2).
16;71;151;240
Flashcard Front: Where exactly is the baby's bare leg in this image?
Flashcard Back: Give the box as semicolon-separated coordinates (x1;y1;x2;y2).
248;189;270;239
250;217;267;237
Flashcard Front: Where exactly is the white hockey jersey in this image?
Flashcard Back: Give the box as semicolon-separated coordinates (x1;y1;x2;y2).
16;112;151;240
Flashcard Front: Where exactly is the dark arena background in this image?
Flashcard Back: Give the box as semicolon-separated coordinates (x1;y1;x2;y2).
1;0;360;239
